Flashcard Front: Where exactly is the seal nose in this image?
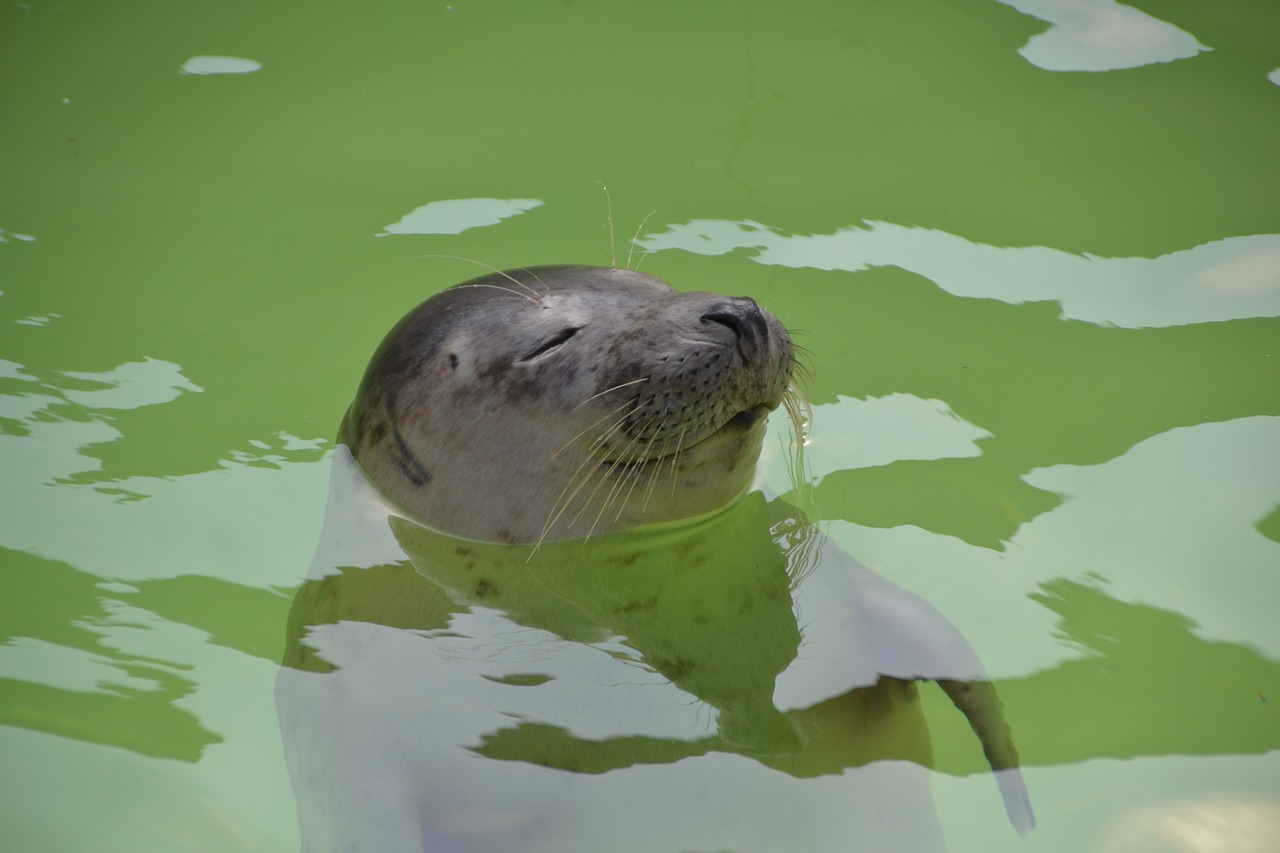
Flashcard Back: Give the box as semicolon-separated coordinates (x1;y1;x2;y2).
700;297;770;359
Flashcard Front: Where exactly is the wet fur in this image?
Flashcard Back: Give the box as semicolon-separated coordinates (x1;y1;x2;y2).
343;266;799;543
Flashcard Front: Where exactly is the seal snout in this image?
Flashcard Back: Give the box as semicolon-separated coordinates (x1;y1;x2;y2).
700;297;770;359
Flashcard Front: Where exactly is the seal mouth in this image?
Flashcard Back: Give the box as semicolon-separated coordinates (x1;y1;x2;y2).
598;402;777;476
722;404;773;431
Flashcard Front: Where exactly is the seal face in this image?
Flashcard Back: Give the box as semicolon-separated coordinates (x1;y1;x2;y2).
343;265;796;542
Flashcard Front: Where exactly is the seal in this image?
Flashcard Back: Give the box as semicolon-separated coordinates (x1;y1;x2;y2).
277;265;1034;853
341;265;797;543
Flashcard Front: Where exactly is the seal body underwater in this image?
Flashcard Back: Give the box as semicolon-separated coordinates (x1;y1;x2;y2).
276;265;1034;853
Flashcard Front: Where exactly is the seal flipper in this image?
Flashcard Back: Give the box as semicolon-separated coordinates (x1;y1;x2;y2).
937;679;1036;835
848;569;1035;833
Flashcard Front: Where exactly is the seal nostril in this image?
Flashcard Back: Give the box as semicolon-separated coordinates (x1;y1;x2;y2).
701;310;746;337
700;297;769;354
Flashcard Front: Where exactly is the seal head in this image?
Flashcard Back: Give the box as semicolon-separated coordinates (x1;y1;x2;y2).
342;265;795;542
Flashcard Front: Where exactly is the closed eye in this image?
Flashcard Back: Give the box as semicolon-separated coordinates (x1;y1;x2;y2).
519;327;582;362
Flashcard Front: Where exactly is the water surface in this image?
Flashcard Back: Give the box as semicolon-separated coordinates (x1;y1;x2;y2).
2;0;1278;850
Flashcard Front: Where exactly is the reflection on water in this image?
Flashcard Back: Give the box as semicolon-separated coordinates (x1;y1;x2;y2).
376;197;545;237
642;219;1280;328
0;551;218;761
797;415;1280;689
799;393;992;473
178;56;263;76
994;0;1210;72
964;579;1280;770
0;355;311;848
723;257;1280;550
1096;796;1280;853
2;269;1276;851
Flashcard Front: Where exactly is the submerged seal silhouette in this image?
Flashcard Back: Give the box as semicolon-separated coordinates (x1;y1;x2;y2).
278;264;1034;851
342;264;797;543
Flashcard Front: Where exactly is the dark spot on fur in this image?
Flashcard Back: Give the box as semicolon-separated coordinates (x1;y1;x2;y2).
474;578;498;598
448;353;459;370
477;356;514;384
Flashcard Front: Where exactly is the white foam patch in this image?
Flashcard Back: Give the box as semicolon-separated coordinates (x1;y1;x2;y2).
179;56;263;76
641;219;1280;328
0;637;166;695
0;359;326;588
819;416;1280;675
61;358;202;409
804;394;991;476
995;0;1210;72
377;197;544;237
0;228;36;243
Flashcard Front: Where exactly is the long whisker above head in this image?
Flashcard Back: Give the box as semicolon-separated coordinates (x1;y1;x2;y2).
511;267;551;291
596;181;617;269
445;282;542;304
412;254;544;302
626;209;657;271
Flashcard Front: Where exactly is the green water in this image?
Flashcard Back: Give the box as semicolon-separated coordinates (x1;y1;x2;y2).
2;0;1278;850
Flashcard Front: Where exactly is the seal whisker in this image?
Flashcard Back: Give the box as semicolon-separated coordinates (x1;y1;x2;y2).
549;397;636;462
579;410;666;537
597;181;617;270
511;266;550;291
790;344;817;386
538;414;636;542
570;376;649;413
667;424;690;501
783;385;812;439
447;282;542;303
640;422;683;513
610;419;666;521
583;422;660;535
539;402;662;543
625;209;657;272
414;254;543;301
778;386;817;532
586;410;661;512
